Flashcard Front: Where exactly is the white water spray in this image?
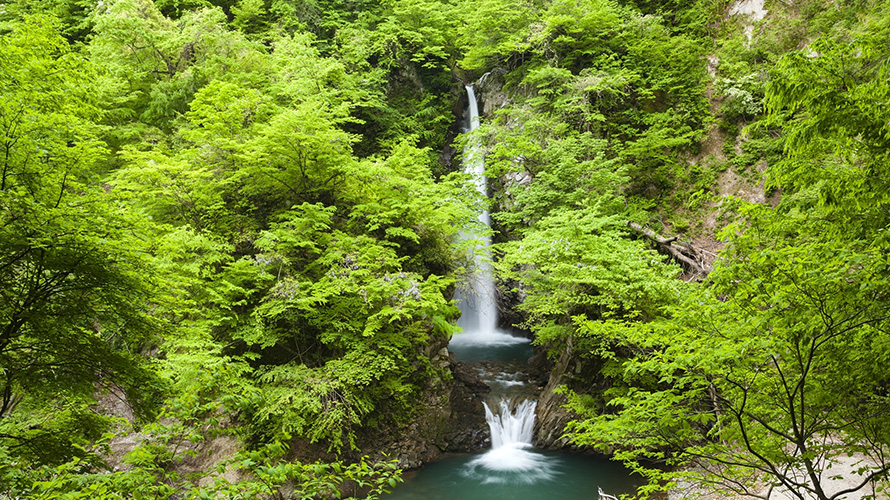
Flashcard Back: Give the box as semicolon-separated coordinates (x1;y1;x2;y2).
465;399;556;481
485;399;537;449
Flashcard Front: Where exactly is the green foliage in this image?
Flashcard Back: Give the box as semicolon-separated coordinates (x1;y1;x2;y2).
496;208;680;350
242;210;458;447
0;0;96;41
456;0;543;70
201;443;403;499
231;0;270;34
562;10;890;497
453;0;708;364
3;3;467;494
375;0;460;69
0;16;163;463
765;32;890;214
275;0;463;156
566;203;890;498
6;0;888;498
89;0;267;142
0;353;400;499
715;72;763;122
474;95;683;347
462;0;709;206
94;0;473;455
6;439;401;500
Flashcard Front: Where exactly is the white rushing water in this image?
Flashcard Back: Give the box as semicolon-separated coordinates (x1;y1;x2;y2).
450;85;530;352
465;399;556;482
485;399;536;449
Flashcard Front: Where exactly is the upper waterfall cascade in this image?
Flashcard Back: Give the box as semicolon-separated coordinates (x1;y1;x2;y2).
448;85;530;358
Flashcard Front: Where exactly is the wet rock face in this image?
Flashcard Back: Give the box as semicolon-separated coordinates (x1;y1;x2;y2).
532;341;618;453
532;342;611;451
495;278;528;335
443;361;492;452
535;382;574;449
533;345;577;449
374;358;492;469
477;71;511;117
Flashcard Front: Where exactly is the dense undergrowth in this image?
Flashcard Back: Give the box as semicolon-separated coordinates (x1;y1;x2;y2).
1;0;889;498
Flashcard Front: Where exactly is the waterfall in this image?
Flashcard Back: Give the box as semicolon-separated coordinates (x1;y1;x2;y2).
466;398;553;480
484;399;537;449
453;85;498;339
451;85;548;482
449;85;530;354
385;84;638;499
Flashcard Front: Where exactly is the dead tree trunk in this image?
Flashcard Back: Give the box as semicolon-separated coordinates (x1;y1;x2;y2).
627;222;713;279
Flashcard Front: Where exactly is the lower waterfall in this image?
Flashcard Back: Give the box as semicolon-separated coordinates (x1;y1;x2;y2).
484;399;536;450
462;399;557;483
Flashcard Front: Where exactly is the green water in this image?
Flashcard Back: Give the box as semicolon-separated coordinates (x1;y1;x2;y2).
384;450;641;500
447;331;534;362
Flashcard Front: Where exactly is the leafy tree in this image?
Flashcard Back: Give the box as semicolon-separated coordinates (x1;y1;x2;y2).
374;0;461;69
6;370;401;499
154;0;214;19
566;206;890;499
102;3;473;451
461;0;709;208
0;17;163;463
455;0;543;70
0;0;95;41
88;0;268;143
496;207;681;349
765;32;890;220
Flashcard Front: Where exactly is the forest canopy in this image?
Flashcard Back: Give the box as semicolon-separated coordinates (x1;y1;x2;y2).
1;0;888;498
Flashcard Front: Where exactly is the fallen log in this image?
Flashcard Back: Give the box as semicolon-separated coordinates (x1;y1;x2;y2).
627;222;712;279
